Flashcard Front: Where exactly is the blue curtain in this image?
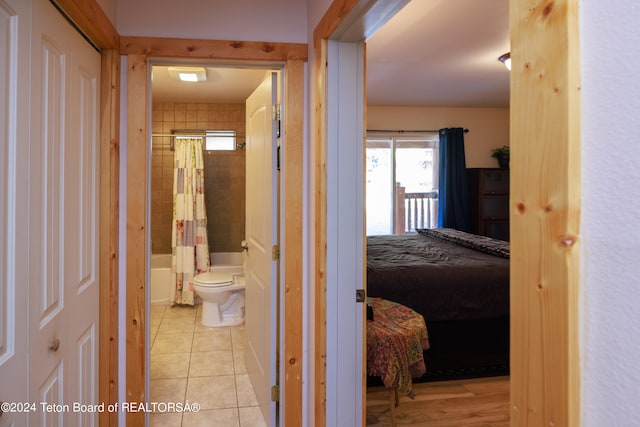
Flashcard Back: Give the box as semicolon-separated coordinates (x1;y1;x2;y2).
438;128;471;231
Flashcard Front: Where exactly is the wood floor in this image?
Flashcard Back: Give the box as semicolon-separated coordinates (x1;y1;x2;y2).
366;376;510;426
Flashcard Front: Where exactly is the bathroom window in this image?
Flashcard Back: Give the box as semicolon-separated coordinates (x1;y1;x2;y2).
205;130;236;151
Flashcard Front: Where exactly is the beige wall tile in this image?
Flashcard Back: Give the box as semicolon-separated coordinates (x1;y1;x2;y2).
151;102;246;255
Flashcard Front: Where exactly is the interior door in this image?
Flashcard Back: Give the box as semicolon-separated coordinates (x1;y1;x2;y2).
244;71;279;426
27;0;101;425
0;0;30;425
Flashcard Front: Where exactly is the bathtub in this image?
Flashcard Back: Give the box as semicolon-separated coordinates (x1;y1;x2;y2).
150;252;244;305
150;254;173;305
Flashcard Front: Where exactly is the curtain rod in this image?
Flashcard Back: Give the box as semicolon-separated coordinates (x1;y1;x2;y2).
152;133;205;138
366;128;469;133
152;129;208;138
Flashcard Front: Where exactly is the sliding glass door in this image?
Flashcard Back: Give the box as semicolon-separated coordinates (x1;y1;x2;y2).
366;134;439;235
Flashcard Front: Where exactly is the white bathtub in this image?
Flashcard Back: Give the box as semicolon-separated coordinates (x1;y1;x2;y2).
150;252;244;305
150;254;173;305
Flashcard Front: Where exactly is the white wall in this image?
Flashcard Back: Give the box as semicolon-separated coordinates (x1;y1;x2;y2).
116;0;307;42
367;105;509;168
308;0;333;38
580;1;640;424
96;0;117;26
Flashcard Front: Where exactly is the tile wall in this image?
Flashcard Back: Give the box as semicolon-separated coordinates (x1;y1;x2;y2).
151;102;246;255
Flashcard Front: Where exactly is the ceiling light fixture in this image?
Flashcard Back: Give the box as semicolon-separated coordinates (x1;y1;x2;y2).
498;52;511;71
168;66;207;82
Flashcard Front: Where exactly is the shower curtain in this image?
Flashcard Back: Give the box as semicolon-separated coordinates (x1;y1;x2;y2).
172;137;210;305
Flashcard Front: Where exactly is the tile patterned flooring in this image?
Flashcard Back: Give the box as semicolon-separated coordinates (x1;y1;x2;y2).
150;304;267;427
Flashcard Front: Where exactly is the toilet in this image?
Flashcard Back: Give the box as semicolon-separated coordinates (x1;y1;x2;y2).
193;265;245;327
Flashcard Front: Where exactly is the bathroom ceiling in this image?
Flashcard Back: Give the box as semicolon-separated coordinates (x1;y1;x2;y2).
151;0;510;107
151;66;268;104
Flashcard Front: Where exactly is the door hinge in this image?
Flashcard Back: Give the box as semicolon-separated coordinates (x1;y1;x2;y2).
272;245;280;261
272;104;281;138
271;385;280;402
356;289;366;303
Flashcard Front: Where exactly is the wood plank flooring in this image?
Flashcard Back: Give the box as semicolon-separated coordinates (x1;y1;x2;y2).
366;376;509;426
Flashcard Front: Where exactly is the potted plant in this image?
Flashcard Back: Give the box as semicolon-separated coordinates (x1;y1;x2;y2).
491;145;510;169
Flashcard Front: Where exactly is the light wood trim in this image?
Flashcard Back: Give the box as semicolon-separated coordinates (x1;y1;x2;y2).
509;0;581;425
52;0;119;48
126;54;148;427
283;59;305;427
98;48;120;427
313;38;328;427
120;36;308;61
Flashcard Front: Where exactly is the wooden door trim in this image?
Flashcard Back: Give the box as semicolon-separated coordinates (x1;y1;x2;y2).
125;53;148;427
120;36;307;60
98;48;120;427
313;37;329;427
124;37;307;426
52;0;119;48
509;0;581;424
283;58;305;427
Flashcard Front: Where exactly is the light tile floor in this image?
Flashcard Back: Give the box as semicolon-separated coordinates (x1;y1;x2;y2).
149;304;267;427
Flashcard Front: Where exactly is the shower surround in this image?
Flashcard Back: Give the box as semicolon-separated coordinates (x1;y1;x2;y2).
151;102;246;255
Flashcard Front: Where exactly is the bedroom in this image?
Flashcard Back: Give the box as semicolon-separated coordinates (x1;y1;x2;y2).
361;0;511;422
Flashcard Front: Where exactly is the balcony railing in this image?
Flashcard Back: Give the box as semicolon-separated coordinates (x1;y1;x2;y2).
394;183;438;234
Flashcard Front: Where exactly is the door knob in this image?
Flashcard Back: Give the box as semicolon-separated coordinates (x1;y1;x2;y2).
49;338;60;352
240;240;249;252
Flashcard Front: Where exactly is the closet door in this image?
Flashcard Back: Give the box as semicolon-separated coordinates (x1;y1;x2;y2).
27;0;101;425
0;0;30;424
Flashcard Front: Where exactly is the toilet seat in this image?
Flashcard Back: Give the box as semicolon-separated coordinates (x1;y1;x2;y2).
193;269;245;327
194;272;233;287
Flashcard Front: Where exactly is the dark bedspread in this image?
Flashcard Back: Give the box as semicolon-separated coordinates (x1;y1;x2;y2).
366;230;509;323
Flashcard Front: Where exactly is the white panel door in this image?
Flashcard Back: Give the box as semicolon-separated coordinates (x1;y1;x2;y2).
28;0;101;425
244;72;278;426
0;0;30;425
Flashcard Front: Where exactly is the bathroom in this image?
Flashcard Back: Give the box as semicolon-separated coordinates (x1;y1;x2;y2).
148;64;268;427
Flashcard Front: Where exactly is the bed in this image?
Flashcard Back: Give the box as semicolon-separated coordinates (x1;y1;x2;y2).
366;228;510;382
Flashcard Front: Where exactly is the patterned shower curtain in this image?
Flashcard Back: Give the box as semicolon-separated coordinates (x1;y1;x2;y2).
172;137;210;305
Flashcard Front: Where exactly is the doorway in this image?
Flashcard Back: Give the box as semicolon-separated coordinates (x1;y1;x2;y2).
314;0;582;425
147;62;280;426
123;41;306;425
